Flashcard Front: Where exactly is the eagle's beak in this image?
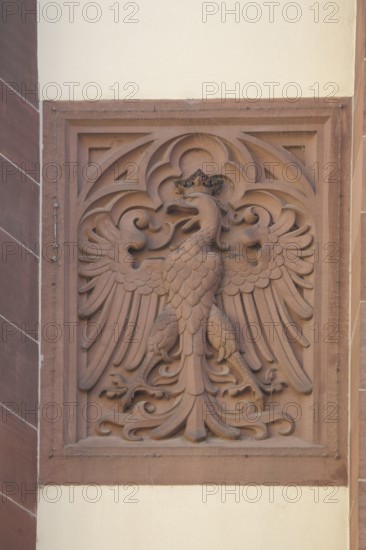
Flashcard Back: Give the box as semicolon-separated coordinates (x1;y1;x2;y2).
165;197;198;214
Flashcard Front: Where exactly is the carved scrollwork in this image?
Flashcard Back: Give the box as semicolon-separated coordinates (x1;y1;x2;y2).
77;131;315;443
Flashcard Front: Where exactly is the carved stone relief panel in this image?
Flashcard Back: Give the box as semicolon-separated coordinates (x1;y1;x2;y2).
41;100;350;484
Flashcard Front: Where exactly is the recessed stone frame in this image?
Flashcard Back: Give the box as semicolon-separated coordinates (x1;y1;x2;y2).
40;99;351;485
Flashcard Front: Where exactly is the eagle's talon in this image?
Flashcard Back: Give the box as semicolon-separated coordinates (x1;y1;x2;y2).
119;380;166;411
254;393;264;412
160;349;172;363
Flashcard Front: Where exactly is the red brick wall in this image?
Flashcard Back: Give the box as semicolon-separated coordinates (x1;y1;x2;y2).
359;1;366;544
351;1;366;549
0;1;39;548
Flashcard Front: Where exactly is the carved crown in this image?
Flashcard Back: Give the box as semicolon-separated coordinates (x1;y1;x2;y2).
175;169;224;196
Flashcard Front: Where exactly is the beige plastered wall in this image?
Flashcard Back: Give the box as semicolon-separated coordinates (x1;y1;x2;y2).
37;1;355;548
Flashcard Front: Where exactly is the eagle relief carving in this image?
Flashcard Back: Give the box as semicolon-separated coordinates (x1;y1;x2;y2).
77;132;315;444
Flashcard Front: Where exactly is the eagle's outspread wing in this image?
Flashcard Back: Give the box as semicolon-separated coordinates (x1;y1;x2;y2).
78;213;166;391
220;204;314;394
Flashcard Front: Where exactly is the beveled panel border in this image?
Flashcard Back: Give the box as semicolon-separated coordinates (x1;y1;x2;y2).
41;99;351;485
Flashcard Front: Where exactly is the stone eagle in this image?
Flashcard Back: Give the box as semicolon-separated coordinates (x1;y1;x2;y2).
77;166;314;443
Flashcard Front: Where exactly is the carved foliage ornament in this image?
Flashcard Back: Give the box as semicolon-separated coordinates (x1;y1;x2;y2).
77;130;317;443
